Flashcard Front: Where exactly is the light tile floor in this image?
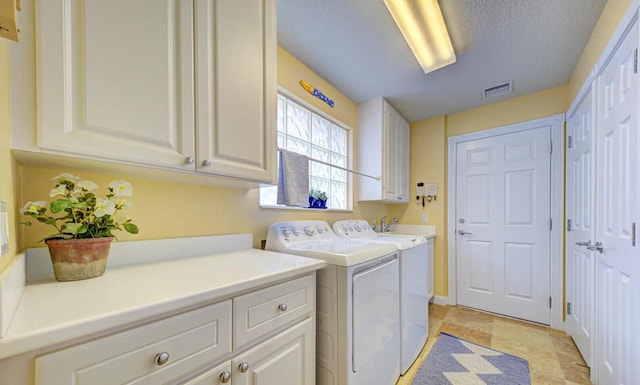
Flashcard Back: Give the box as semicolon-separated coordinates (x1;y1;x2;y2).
397;304;592;385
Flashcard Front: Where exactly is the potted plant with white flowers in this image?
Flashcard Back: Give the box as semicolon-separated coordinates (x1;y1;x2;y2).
20;173;139;281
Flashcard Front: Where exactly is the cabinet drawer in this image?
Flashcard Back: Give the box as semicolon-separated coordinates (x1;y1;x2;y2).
234;274;314;349
35;301;232;385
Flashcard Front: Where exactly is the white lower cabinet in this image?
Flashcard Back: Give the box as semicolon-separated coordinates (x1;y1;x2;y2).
182;319;313;385
182;361;232;385
33;274;315;385
231;318;314;385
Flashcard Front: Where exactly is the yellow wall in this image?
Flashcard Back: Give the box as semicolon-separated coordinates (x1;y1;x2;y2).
568;0;634;101
388;116;447;295
446;86;568;137
0;40;19;272
9;46;389;258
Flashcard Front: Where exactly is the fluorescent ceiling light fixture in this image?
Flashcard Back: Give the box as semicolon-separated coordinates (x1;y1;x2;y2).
383;0;456;74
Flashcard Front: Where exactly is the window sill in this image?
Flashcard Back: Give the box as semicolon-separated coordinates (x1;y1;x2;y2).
259;205;353;213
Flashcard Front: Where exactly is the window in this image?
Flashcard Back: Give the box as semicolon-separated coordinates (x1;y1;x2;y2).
260;93;352;210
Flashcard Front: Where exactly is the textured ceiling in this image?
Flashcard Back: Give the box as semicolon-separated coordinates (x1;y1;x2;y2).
277;0;608;122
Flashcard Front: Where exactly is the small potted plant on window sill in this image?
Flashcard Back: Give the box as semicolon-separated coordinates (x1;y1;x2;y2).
20;173;139;282
308;189;328;209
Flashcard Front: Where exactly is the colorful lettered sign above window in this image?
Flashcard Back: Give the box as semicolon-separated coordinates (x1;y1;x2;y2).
300;80;335;108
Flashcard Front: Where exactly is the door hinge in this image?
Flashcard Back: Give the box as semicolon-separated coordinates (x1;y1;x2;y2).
549;296;552;309
550;141;553;154
567;135;572;149
567;219;572;232
634;48;638;74
549;218;552;231
567;302;572;315
632;222;636;247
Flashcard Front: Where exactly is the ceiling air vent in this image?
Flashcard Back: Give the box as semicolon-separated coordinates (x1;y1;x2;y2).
483;80;513;99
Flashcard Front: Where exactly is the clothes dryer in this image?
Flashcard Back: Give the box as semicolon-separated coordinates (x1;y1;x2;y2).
333;220;429;374
266;220;400;385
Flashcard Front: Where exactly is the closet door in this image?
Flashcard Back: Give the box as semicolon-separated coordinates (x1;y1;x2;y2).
565;80;596;367
595;16;639;385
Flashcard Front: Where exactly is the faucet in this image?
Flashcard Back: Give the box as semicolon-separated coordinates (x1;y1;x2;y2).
379;216;399;232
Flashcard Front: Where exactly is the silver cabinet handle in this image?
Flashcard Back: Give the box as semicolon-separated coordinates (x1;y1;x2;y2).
184;156;195;164
202;159;212;167
278;303;288;312
458;230;472;236
154;352;170;366
239;362;250;373
219;371;231;383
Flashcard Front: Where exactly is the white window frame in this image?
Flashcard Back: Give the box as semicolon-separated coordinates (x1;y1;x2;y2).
259;87;354;211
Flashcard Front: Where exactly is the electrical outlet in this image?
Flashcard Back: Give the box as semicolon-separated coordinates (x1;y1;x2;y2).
0;201;8;256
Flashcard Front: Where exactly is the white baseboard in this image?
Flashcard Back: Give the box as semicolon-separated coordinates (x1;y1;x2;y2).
431;295;448;305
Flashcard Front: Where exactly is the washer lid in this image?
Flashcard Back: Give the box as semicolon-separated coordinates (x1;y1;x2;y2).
333;220;426;250
277;239;397;266
353;234;426;250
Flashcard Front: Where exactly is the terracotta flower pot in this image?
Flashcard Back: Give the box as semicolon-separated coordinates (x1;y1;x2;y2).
44;237;113;281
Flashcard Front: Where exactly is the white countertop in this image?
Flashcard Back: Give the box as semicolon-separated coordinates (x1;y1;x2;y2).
0;247;325;360
387;224;436;239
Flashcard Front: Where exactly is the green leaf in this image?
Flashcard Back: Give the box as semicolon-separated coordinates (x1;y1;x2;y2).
63;223;81;234
123;223;139;234
95;230;113;238
77;224;89;234
45;217;57;225
42;233;73;241
51;199;71;213
72;201;88;210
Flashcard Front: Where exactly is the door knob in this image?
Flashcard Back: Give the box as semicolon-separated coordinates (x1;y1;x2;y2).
458;230;472;236
587;242;604;253
575;241;592;247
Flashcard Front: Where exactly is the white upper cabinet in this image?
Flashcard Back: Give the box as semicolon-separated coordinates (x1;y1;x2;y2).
33;0;276;183
358;97;410;203
194;0;276;182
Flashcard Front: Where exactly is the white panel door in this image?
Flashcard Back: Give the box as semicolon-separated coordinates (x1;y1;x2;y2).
37;0;195;169
595;18;639;385
565;83;596;366
455;126;551;324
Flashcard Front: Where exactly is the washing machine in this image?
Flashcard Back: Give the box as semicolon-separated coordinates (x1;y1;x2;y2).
333;220;429;375
265;220;400;385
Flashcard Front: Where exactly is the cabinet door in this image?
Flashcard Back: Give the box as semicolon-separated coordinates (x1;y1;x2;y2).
383;111;399;200
195;0;277;183
37;0;196;170
182;361;231;385
232;318;314;385
396;116;410;201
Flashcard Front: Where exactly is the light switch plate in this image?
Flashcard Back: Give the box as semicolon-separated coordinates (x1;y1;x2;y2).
0;201;8;256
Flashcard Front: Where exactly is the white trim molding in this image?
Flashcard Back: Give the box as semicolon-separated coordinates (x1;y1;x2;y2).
447;114;565;329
